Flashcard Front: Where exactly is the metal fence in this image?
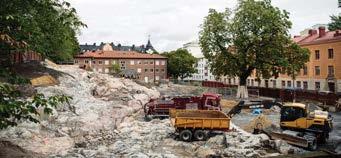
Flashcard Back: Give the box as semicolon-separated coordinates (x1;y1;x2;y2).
201;81;340;106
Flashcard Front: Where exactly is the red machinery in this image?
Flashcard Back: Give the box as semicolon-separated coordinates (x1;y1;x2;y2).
144;93;221;118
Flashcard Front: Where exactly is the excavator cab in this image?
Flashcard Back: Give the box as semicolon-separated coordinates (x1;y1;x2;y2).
280;102;333;143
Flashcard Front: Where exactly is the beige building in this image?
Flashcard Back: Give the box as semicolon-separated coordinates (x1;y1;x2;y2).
74;50;167;83
220;27;341;94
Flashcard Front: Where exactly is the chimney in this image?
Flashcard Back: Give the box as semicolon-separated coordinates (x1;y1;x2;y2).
318;27;326;37
308;29;317;36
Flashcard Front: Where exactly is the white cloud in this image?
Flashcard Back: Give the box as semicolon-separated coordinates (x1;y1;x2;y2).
69;0;340;52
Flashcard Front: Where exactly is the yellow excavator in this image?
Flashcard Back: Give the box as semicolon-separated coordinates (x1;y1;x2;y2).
228;101;333;150
272;102;333;150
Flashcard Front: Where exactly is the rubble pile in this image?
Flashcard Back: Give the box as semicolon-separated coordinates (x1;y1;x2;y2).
0;65;159;156
0;64;301;157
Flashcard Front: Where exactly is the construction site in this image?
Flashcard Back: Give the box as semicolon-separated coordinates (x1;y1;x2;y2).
0;62;340;158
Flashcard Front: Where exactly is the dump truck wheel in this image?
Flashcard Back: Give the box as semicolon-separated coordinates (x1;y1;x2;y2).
180;130;192;142
194;130;207;141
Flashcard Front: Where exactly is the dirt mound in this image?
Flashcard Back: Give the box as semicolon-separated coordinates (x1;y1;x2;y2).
0;140;42;158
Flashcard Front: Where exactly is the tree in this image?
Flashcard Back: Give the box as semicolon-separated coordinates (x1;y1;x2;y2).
162;49;197;80
111;63;121;74
0;83;72;129
199;0;309;98
283;43;310;102
0;0;86;64
328;15;341;31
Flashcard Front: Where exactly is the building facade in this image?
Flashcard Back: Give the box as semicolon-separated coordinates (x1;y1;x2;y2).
182;41;217;81
220;27;341;94
74;50;167;83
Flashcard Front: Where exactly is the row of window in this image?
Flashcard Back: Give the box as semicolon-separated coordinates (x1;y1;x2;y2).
246;79;322;90
314;48;334;60
141;68;165;73
78;59;166;66
301;65;334;76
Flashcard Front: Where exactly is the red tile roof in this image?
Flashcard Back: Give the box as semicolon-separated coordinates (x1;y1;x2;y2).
75;50;167;59
293;29;341;46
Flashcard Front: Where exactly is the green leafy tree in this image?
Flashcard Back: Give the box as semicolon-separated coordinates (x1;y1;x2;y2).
111;63;121;74
199;0;309;98
328;15;341;31
0;83;72;129
162;49;197;80
0;0;86;64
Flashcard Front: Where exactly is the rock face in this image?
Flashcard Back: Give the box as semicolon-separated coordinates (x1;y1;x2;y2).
0;65;159;156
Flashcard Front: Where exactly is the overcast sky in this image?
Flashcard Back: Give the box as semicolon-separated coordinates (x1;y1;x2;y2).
69;0;340;52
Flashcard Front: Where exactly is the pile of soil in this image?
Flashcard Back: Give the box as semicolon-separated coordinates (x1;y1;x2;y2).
0;140;42;158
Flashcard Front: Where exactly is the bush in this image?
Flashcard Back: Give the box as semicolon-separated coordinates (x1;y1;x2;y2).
0;83;72;129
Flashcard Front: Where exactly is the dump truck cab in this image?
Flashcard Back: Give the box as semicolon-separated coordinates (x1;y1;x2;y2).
280;103;333;142
144;92;221;118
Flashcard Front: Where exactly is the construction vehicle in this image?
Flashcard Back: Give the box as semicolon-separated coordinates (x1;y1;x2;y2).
169;109;231;141
230;101;333;150
270;102;333;150
170;100;333;150
144;93;221;118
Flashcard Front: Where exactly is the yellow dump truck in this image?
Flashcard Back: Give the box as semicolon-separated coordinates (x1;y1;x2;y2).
169;109;231;141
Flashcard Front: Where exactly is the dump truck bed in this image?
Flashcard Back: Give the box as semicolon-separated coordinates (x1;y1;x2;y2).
170;109;231;131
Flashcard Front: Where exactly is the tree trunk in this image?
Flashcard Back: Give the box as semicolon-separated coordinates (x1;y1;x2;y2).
236;77;248;99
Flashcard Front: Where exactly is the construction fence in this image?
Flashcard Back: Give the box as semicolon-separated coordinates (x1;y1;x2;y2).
201;81;340;106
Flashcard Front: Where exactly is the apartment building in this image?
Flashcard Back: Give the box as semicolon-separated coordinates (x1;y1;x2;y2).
182;41;216;81
74;50;167;83
220;27;341;93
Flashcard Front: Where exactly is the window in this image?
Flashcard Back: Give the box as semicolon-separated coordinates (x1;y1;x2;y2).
247;79;250;86
92;60;96;64
161;60;165;65
161;69;165;72
315;50;320;60
85;60;89;64
297;81;301;88
155;61;159;65
328;49;334;59
144;60;148;64
265;80;269;88
303;65;308;75
205;73;208;76
137;68;141;73
130;60;134;65
315;66;320;76
144;69;148;72
105;68;109;73
282;81;286;87
287;81;292;87
150;69;154;72
112;60;116;64
150;61;154;64
98;60;103;65
328;66;334;76
98;68;102;72
303;81;308;90
155;69;159;72
105;60;109;65
74;60;78;64
138;60;142;64
273;80;276;88
315;82;320;90
228;78;231;84
251;79;254;86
